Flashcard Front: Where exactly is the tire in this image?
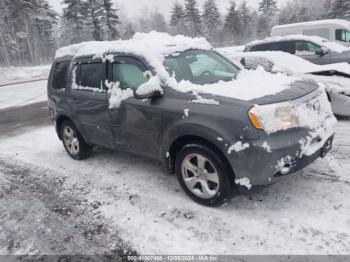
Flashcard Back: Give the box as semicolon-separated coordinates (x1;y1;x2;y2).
60;120;92;160
175;143;234;207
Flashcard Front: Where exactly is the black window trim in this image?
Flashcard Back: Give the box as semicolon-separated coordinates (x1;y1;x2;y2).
51;60;71;91
73;56;108;92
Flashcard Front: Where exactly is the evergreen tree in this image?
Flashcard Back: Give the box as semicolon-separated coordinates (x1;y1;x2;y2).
184;0;202;37
238;1;254;36
151;10;167;32
102;0;119;40
330;0;350;18
258;0;278;16
322;0;333;18
83;0;104;41
0;0;57;65
202;0;222;39
62;0;85;43
170;1;185;26
224;1;241;44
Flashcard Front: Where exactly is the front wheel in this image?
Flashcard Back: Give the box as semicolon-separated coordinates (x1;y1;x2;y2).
175;144;234;207
60;120;92;160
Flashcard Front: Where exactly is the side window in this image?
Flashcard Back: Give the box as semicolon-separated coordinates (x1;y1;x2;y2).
52;61;70;90
251;44;271;51
188;54;226;77
78;63;105;89
278;42;296;54
335;29;350;42
112;62;149;90
295;41;320;55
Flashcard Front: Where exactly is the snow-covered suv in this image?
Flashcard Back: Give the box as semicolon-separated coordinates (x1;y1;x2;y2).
48;32;336;206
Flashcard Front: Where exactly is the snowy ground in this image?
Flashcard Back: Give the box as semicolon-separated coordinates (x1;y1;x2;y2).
0;80;47;110
0;65;50;86
0;121;349;255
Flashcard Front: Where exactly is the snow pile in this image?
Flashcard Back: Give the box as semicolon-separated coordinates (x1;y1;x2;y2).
228;142;250;154
246;34;349;53
106;81;133;109
0;65;50;85
135;74;163;96
235;177;252;190
262;142;272;153
183;109;190;118
176;67;298;101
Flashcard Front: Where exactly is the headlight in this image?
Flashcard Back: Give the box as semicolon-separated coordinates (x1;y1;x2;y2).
248;102;300;133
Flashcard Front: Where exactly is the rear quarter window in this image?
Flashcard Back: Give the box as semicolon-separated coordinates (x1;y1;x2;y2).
52;61;71;90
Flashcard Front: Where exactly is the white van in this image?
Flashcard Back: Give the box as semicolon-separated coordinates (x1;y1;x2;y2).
271;19;350;47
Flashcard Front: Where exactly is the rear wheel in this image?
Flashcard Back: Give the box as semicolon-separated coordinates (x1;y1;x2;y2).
175;143;234;207
60;120;92;160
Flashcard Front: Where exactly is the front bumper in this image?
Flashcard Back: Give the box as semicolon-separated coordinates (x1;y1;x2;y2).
226;124;335;187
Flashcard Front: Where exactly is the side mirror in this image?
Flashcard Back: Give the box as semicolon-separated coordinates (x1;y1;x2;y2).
133;74;163;100
133;86;163;100
315;48;328;56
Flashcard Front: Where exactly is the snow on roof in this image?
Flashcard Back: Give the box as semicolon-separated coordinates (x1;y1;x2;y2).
56;31;212;87
56;32;302;103
246;34;349;53
221;50;350;76
55;31;212;60
272;19;350;30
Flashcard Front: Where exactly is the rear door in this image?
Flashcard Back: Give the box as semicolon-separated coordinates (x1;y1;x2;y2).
70;57;114;148
107;56;163;159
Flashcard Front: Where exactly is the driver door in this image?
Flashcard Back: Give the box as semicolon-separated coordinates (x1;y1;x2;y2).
108;56;163;159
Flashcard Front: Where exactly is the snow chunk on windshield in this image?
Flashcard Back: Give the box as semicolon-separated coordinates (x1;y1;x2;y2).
176;67;297;101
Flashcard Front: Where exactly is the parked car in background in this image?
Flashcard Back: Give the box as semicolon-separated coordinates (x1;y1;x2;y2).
218;48;350;117
271;19;350;47
48;32;336;206
244;35;350;65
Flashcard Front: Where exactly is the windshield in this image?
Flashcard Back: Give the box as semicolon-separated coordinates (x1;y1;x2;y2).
164;50;240;85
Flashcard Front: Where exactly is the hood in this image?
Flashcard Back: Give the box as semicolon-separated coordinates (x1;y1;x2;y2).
304;62;350;77
248;80;319;105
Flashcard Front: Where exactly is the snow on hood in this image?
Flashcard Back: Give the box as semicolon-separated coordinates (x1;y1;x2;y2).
246;34;349;54
174;67;299;101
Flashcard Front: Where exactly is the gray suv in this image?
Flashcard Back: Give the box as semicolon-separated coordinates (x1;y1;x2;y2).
245;35;350;65
48;45;335;206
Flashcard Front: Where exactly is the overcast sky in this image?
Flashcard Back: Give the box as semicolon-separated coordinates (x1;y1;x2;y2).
48;0;288;18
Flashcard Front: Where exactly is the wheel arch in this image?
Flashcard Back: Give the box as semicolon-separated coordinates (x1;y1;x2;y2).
168;134;236;186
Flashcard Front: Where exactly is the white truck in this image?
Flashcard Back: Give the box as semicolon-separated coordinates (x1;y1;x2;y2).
271;19;350;47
